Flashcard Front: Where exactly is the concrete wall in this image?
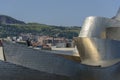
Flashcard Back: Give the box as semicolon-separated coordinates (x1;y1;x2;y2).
0;47;5;61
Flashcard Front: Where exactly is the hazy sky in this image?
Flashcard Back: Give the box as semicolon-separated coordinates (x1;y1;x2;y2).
0;0;120;26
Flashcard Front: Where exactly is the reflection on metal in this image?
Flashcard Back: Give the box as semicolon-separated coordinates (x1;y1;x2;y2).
1;9;120;80
74;8;120;67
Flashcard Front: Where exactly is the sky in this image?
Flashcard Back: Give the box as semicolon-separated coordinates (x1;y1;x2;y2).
0;0;120;26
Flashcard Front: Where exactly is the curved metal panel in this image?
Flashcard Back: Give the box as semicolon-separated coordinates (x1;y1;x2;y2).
75;9;120;67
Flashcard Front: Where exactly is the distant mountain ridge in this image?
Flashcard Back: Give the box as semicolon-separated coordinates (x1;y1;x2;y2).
0;15;25;24
0;15;81;38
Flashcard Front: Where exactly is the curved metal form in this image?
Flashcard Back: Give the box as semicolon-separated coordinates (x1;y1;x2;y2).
74;9;120;67
1;9;120;80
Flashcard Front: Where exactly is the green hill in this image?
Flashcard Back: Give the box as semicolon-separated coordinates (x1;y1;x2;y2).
0;15;81;39
0;15;25;24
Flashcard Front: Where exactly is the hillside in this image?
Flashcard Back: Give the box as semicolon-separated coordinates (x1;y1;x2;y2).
0;15;25;24
0;15;81;39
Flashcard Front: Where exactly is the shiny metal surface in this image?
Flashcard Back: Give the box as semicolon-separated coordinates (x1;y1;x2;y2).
1;9;120;80
75;9;120;67
76;62;120;80
2;41;120;80
75;37;120;67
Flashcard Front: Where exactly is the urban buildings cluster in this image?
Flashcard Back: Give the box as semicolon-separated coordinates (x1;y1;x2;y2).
6;33;74;49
